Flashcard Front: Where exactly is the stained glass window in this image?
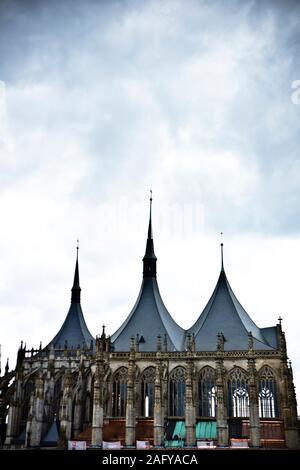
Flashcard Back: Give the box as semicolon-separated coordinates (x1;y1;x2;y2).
259;366;278;418
199;367;216;417
112;367;128;417
141;367;155;417
169;367;185;417
228;368;249;417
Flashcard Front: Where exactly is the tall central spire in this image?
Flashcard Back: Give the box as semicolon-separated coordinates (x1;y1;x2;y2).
71;240;81;303
111;192;185;351
143;190;157;278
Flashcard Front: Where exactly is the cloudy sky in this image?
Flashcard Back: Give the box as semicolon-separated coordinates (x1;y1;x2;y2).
0;0;300;409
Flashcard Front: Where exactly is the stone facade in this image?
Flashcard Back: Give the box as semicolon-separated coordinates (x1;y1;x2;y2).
0;202;299;449
1;321;299;449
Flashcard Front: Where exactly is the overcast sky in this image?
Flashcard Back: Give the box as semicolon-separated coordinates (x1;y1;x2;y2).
0;0;300;410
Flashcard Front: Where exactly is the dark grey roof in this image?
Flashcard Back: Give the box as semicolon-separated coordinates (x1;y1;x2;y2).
111;278;185;351
261;327;278;349
49;302;94;349
188;268;277;351
47;251;94;350
40;420;60;447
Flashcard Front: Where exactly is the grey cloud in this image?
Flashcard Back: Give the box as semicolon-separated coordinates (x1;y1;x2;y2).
1;0;299;234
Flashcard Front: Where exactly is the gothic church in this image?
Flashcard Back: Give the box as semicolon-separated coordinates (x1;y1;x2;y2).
0;198;299;449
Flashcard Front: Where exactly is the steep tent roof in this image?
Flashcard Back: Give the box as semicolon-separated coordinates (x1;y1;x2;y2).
188;244;277;351
111;195;185;352
48;246;94;350
111;277;185;351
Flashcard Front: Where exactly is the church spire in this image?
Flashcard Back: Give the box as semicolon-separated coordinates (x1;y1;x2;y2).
143;190;157;278
220;232;224;272
71;240;81;303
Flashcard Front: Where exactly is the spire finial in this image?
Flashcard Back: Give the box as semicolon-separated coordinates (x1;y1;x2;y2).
148;189;153;239
71;242;81;303
143;190;157;278
220;232;224;271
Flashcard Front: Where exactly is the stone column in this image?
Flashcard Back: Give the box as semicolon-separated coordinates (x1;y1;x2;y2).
185;357;196;447
5;344;26;447
43;373;54;437
59;369;73;447
91;370;103;446
215;344;228;447
4;380;22;447
247;340;260;447
73;394;83;437
73;360;85;437
25;411;33;448
29;372;45;447
284;367;300;449
91;336;105;447
125;338;136;447
92;340;107;448
154;355;164;446
279;358;300;449
276;324;300;450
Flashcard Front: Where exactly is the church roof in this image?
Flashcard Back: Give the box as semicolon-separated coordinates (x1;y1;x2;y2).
48;247;95;350
111;195;185;352
111;277;185;351
188;244;277;351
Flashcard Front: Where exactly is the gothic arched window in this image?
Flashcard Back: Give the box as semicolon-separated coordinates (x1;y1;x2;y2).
259;366;278;418
141;367;155;417
169;367;185;417
228;368;249;417
199;367;216;417
112;367;128;417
